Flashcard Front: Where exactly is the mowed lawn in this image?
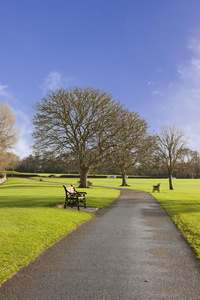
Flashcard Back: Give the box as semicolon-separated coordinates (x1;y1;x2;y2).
1;176;200;285
0;177;120;284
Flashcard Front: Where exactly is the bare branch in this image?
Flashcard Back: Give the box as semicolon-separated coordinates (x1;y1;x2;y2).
32;87;124;187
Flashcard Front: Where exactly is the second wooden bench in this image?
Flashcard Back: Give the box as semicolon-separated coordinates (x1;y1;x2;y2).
152;183;161;192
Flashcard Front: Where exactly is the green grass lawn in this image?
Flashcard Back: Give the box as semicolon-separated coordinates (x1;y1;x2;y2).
149;179;200;262
0;177;120;284
1;176;200;285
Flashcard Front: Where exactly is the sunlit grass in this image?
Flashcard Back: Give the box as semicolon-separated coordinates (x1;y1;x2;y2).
0;177;120;284
0;207;92;283
1;176;200;285
150;180;200;261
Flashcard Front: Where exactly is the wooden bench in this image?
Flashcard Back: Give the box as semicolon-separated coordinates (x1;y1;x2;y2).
152;183;161;192
63;185;87;210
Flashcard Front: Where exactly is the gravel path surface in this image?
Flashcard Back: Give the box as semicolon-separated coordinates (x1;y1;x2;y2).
0;189;200;299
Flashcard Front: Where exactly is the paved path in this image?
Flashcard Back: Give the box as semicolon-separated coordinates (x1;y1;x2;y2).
0;189;200;300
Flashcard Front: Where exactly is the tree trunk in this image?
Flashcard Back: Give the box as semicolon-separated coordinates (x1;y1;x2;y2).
79;167;89;188
169;174;174;190
121;172;128;186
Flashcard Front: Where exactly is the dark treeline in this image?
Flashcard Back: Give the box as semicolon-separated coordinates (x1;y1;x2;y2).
16;148;200;179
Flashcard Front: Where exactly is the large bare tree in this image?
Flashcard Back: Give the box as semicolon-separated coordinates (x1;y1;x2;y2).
32;87;124;187
155;124;188;190
111;111;148;186
0;152;20;171
0;102;18;151
135;135;163;177
187;150;200;178
0;102;18;170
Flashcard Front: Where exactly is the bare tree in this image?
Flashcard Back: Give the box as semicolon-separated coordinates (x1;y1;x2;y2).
155;124;188;190
174;149;200;179
135;135;165;177
0;102;18;151
188;150;200;178
0;152;20;172
111;111;148;186
0;102;19;170
32;87;124;187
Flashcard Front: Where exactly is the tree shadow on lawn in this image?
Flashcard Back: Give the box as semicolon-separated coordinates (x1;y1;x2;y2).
0;185;64;208
161;199;200;216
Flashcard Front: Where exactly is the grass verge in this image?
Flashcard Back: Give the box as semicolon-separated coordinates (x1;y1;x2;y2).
0;177;120;284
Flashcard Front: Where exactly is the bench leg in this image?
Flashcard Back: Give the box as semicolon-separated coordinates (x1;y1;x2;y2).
64;199;67;209
77;200;80;210
84;199;86;208
153;188;160;193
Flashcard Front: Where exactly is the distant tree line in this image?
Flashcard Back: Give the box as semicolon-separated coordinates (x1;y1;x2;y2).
16;141;200;182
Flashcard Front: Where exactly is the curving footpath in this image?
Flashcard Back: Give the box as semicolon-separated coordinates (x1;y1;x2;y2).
0;189;200;299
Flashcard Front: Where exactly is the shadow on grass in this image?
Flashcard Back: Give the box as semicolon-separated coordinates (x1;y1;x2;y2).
160;199;200;216
0;184;64;208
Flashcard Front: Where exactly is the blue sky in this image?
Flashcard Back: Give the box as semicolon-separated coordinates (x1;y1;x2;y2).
1;0;200;157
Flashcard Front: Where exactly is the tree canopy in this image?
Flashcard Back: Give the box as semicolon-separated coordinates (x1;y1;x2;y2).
0;102;18;151
0;102;19;170
155;124;188;189
32;87;192;188
110;110;148;186
33;87;124;187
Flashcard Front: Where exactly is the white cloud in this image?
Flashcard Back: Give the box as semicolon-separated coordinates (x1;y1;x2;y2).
187;37;200;54
13;108;33;158
42;72;62;91
0;84;15;104
152;36;200;151
0;84;33;158
13;138;32;159
15;110;33;155
156;68;164;73
147;81;155;86
40;71;73;92
0;71;73;159
0;84;8;92
151;90;162;96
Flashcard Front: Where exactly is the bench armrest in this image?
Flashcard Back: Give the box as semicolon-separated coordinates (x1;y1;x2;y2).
76;191;87;196
70;185;87;196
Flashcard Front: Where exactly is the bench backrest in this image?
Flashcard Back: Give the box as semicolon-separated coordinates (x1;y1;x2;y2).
66;186;74;193
63;185;76;195
155;183;160;187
